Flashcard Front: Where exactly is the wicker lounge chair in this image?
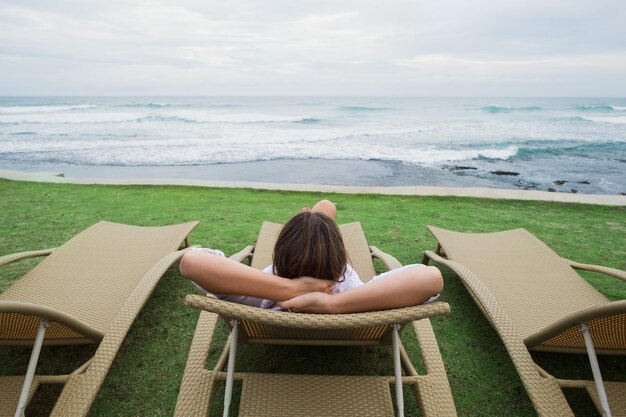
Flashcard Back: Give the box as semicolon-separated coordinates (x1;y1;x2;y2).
175;221;455;417
0;220;198;417
422;226;626;417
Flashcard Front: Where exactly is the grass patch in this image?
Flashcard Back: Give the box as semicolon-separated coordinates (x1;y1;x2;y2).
0;178;624;416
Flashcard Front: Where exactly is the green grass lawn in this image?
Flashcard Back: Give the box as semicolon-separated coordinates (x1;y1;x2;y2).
0;178;624;416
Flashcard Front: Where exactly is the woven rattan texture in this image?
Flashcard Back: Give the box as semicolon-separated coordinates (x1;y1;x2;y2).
0;376;40;416
0;249;54;268
587;381;626;417
238;373;394;417
240;320;390;341
425;249;576;416
0;375;67;415
412;319;458;417
176;222;457;417
249;222;280;271
185;294;449;329
541;313;626;352
427;227;620;347
0;312;83;342
50;248;191;416
370;246;403;271
1;221;198;341
340;222;377;281
425;226;626;416
174;311;219;417
0;220;198;417
568;260;626;282
558;379;626;417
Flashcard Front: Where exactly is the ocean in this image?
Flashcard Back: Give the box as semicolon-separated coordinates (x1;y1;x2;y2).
0;96;625;195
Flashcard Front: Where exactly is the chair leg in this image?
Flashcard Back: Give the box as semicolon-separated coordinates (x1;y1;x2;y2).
15;319;50;417
392;324;404;417
223;320;239;417
579;323;611;417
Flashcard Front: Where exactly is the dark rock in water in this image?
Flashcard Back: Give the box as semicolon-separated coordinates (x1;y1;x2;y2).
447;165;477;171
554;179;590;186
517;179;539;190
547;188;556;192
570;189;578;193
490;170;519;176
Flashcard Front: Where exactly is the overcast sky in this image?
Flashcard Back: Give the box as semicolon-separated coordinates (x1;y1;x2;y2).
1;0;625;96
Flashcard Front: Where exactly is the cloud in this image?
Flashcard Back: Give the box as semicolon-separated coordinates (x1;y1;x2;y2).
0;0;624;95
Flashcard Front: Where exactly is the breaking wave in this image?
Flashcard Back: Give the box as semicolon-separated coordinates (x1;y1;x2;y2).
576;105;626;112
481;105;543;113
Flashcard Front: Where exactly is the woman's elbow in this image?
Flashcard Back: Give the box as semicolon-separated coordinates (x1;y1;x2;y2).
179;250;198;279
422;265;444;295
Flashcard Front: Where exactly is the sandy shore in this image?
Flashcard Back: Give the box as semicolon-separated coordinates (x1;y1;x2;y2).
2;168;624;206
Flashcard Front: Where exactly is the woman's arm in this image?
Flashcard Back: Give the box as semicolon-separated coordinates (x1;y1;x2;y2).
279;265;443;313
179;249;333;302
310;199;336;219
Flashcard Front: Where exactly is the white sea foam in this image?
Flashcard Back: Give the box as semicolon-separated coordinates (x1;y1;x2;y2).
0;104;97;114
0;130;520;166
0;97;625;195
583;116;626;124
0;108;321;125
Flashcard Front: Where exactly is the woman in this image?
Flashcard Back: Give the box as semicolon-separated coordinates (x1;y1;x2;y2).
179;200;443;313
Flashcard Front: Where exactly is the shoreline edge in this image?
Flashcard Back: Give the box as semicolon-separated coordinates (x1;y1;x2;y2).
1;169;624;206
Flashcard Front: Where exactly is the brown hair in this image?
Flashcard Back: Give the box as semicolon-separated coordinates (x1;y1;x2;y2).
273;211;347;281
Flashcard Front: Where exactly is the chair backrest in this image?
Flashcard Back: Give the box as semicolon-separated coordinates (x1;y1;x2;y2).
238;221;394;345
0;221;197;345
250;221;377;281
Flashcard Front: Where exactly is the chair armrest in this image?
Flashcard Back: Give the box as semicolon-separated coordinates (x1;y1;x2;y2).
229;245;254;263
184;294;449;329
0;248;56;268
564;258;626;282
369;246;403;270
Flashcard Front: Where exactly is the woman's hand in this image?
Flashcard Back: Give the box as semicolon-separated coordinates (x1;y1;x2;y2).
279;292;334;313
287;277;333;299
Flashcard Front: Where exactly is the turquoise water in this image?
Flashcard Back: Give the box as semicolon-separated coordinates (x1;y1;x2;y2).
0;97;624;194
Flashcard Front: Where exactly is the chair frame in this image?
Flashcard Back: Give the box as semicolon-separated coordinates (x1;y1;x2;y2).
0;220;198;417
176;222;456;417
422;225;626;417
